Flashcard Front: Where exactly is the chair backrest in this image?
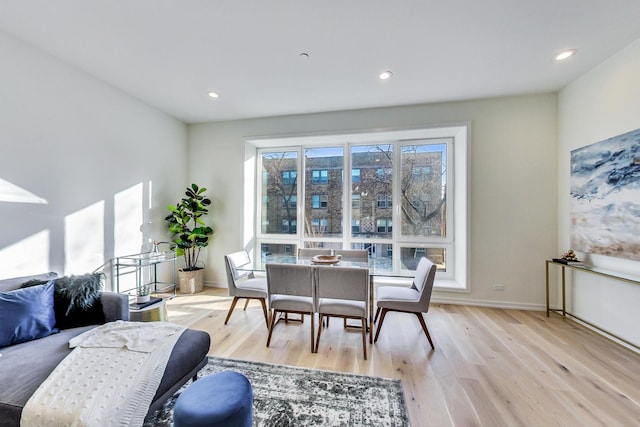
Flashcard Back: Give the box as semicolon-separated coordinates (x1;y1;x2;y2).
224;251;253;293
334;249;369;262
413;257;437;309
266;263;315;299
316;266;369;307
297;248;332;259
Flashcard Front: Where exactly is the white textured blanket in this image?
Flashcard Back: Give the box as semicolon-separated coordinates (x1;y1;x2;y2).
21;321;186;427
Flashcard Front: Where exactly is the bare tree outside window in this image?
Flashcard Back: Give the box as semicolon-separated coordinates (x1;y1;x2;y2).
351;144;394;239
400;143;447;237
261;151;298;234
304;147;343;238
258;140;450;269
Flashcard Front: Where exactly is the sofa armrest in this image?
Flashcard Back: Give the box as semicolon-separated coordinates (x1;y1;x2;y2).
101;292;130;322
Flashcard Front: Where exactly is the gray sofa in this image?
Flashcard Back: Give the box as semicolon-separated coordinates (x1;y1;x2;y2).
0;272;210;426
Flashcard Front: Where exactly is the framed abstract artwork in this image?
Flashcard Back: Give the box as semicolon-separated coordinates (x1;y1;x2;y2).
570;127;640;261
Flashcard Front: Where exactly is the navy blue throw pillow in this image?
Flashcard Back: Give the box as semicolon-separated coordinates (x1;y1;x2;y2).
21;273;105;329
0;280;58;347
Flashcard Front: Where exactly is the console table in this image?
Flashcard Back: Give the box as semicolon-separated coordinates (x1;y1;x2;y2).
114;249;177;297
545;259;640;349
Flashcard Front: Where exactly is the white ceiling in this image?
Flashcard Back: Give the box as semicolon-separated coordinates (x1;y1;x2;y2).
1;1;640;124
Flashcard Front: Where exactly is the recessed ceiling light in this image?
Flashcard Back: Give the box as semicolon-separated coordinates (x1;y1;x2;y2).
207;91;219;99
379;71;393;80
555;49;576;61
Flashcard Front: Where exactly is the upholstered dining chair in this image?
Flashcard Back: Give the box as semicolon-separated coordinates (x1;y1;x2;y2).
224;251;269;329
315;266;370;359
327;249;369;329
334;249;369;262
374;257;437;349
297;248;332;259
265;263;317;353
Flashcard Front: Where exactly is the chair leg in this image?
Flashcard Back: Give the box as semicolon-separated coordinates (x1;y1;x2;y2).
415;312;435;350
260;298;269;330
266;309;278;348
243;299;250;310
315;314;323;352
374;306;382;323
361;317;367;360
374;308;388;342
224;297;240;325
311;312;316;353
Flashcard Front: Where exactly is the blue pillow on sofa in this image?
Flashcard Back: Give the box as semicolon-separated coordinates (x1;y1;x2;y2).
21;273;106;329
0;280;58;347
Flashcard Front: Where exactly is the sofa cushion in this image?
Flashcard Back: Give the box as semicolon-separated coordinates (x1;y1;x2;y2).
0;272;57;293
0;325;96;426
0;281;58;348
0;325;210;426
22;273;106;329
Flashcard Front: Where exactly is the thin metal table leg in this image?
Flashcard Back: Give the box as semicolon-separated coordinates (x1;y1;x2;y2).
545;261;550;317
369;275;373;344
561;266;566;317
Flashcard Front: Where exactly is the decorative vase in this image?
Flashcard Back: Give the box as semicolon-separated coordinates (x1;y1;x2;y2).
136;294;150;304
178;268;204;294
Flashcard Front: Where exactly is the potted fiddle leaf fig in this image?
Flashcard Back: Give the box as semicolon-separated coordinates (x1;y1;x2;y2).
165;183;214;293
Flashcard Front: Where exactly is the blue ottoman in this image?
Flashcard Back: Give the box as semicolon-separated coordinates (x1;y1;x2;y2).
173;371;253;427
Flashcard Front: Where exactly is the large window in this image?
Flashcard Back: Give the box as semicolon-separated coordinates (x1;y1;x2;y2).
252;126;466;287
400;143;446;237
260;151;298;235
305;148;343;238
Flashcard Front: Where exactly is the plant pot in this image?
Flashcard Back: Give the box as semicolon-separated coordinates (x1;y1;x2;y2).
178;268;204;294
136;294;150;304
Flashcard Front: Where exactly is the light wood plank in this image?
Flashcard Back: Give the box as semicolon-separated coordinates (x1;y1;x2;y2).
166;288;640;427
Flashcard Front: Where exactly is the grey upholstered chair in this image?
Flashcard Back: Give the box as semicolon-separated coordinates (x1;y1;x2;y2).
331;249;369;329
224;251;269;329
374;257;437;349
334;249;369;262
297;248;332;259
265;263;317;352
315;266;370;359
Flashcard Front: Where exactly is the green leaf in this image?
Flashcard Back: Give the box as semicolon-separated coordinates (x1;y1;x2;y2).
165;183;213;266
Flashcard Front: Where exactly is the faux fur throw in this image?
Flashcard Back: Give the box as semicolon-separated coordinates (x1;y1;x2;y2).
54;273;104;316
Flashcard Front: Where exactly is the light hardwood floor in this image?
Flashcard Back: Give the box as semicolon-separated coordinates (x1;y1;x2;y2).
166;288;640;427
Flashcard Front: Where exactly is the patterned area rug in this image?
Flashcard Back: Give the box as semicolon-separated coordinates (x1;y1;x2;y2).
144;356;410;426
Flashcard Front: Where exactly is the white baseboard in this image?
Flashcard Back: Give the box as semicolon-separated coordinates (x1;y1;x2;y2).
203;281;225;289
431;295;545;311
205;281;543;311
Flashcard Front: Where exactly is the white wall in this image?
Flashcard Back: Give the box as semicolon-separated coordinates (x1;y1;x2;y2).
558;38;640;347
0;31;187;287
189;93;558;309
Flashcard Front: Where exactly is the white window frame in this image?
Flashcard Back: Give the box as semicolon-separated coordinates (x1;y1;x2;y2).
248;124;468;291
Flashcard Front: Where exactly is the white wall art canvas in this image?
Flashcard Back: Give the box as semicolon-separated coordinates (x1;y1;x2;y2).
570;128;640;260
